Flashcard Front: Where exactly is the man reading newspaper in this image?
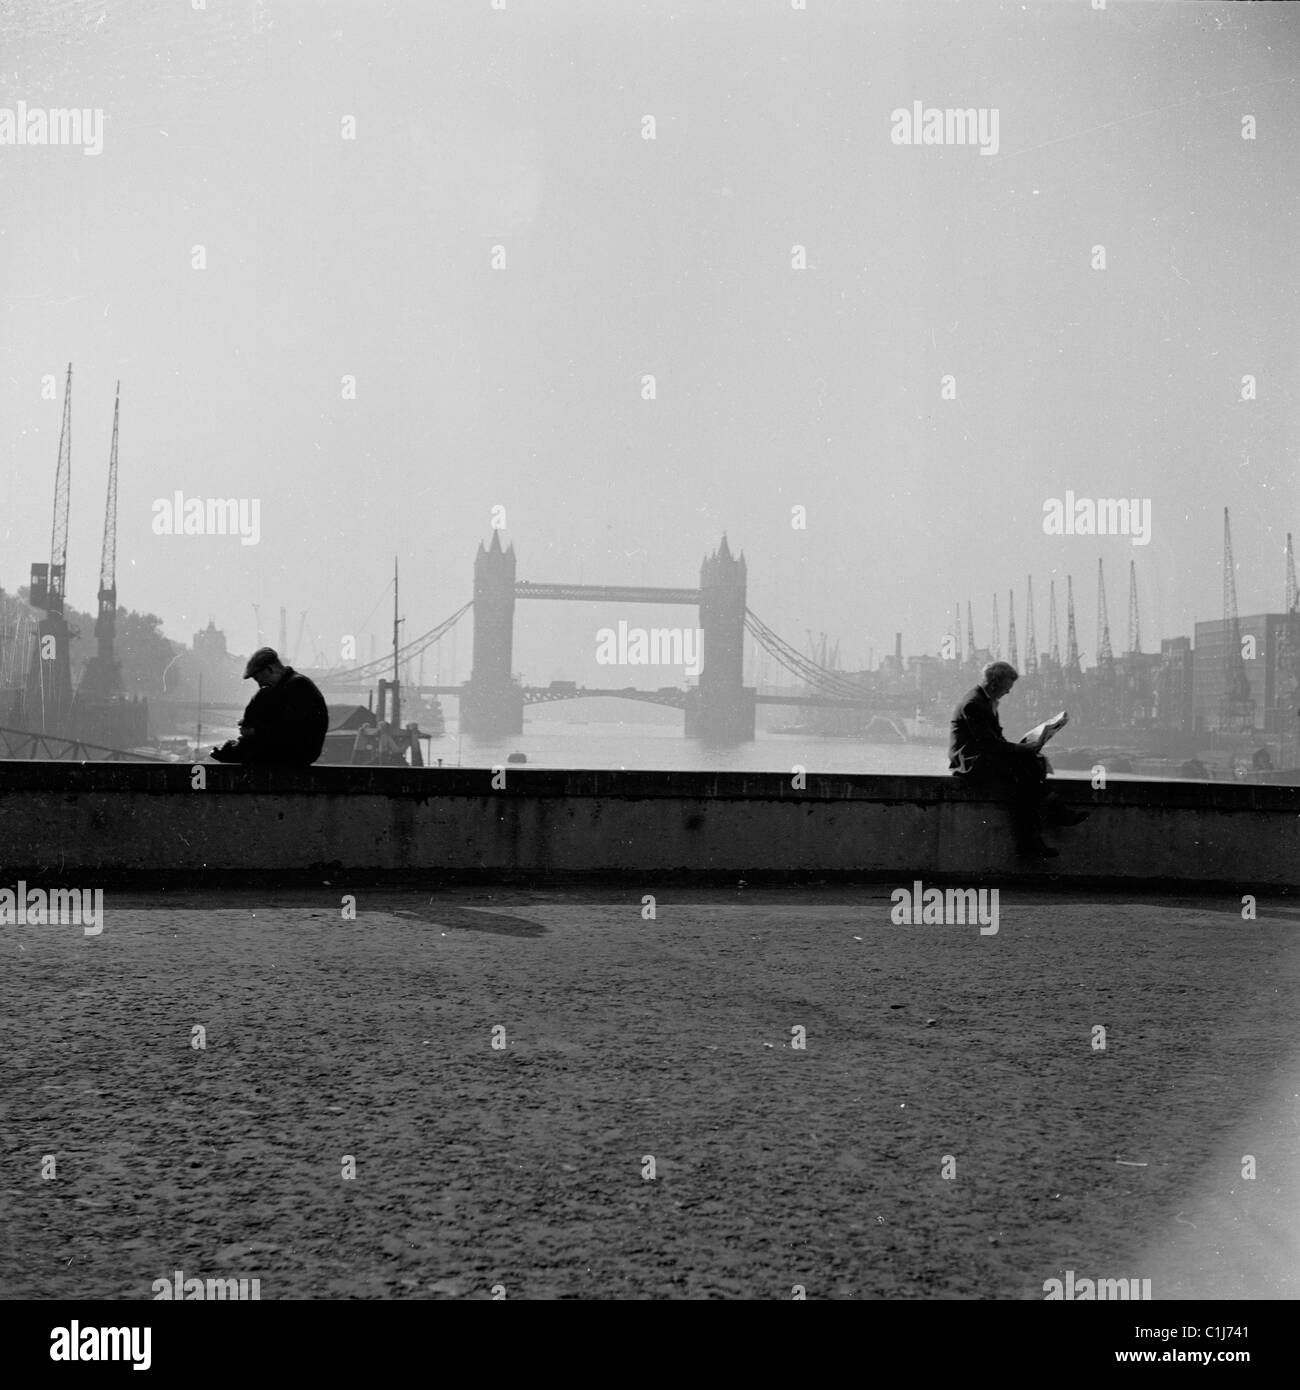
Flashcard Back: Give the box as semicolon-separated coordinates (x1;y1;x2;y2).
948;661;1088;858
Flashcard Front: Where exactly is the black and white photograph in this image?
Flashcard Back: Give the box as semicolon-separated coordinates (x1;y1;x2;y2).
0;0;1296;1360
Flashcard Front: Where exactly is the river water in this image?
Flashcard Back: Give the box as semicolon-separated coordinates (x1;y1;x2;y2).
430;715;949;775
426;714;1212;782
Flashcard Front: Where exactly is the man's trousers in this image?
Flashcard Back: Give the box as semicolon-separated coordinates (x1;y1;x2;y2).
956;750;1050;848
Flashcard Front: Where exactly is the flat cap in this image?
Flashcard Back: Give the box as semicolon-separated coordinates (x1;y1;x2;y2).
243;646;280;678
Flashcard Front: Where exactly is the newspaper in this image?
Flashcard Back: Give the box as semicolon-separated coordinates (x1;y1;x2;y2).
1018;710;1069;750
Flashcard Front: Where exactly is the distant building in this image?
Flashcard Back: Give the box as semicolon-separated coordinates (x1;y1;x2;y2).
184;619;245;704
1274;612;1300;765
193;619;228;663
1192;614;1293;735
905;653;945;695
1155;637;1193;732
1115;651;1161;727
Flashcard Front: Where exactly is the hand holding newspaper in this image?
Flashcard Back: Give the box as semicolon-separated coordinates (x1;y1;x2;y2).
1019;709;1068;752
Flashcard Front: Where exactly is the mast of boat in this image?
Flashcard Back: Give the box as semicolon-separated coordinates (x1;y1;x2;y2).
391;556;401;730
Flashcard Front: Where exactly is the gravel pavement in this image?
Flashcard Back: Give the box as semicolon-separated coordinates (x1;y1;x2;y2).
3;884;1297;1300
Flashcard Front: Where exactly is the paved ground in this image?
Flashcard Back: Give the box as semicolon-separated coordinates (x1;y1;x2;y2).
2;884;1298;1300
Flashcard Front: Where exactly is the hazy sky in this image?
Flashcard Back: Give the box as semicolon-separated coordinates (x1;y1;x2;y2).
2;0;1297;683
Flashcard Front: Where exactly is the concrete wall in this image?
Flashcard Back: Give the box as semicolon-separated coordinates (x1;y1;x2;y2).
0;763;1296;891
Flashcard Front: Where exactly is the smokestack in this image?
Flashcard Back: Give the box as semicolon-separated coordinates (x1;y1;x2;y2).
894;632;902;662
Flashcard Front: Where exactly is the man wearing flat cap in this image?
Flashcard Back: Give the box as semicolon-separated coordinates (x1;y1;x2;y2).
210;647;330;766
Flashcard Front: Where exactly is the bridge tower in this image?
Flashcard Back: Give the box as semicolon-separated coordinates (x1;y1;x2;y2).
685;535;755;740
462;531;523;737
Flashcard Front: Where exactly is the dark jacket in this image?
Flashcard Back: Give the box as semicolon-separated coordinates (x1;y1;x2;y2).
227;669;329;766
948;685;1037;776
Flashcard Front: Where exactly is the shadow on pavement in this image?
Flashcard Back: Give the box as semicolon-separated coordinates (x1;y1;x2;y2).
393;904;547;937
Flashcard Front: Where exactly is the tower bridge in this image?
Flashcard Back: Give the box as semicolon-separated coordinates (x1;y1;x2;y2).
317;535;899;742
462;532;754;739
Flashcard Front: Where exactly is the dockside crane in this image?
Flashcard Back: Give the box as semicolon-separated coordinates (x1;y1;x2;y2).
1024;576;1038;674
1062;575;1086;713
1039;578;1063;708
1046;580;1061;668
1096;557;1114;675
952;603;963;662
1064;576;1082;673
1006;589;1018;668
1219;507;1255;734
991;592;1000;659
1127;559;1141;655
1096;558;1114;668
78;382;122;701
1018;577;1046;721
1092;557;1118;725
1119;558;1156;726
965;602;976;663
25;363;76;731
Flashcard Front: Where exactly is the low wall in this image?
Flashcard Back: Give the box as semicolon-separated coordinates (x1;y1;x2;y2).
0;763;1296;892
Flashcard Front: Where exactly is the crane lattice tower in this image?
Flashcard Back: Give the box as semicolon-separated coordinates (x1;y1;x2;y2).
1096;557;1114;669
1126;559;1141;655
25;363;75;730
1024;576;1038;674
78;382;122;702
1064;576;1081;673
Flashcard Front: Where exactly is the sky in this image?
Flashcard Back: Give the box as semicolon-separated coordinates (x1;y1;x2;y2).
1;0;1297;684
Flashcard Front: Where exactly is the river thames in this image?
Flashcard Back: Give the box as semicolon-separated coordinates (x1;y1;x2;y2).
432;710;951;776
